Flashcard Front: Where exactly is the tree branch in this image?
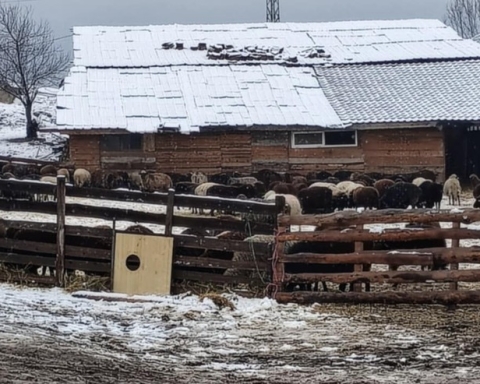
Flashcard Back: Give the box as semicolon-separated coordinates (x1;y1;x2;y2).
0;3;71;138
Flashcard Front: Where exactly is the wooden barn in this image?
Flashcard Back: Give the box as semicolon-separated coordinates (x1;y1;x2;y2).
52;19;480;181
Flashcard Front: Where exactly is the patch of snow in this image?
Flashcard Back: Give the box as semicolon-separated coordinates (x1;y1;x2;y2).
0;88;65;161
368;225;384;234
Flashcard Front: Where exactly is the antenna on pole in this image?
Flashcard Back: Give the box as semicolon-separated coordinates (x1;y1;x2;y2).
266;0;280;23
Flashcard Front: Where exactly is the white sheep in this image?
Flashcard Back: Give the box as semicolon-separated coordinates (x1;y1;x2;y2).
73;169;91;188
264;192;302;216
191;171;208;185
40;176;57;184
309;182;342;196
308;182;335;189
443;174;461;206
194;182;220;215
37;176;57;202
336;181;363;196
224;234;275;278
263;190;277;200
412;177;427;187
194;182;220;196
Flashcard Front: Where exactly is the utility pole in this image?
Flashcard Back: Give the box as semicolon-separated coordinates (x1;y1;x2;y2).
266;0;280;23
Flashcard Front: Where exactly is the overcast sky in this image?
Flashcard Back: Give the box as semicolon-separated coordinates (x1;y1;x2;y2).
28;0;452;52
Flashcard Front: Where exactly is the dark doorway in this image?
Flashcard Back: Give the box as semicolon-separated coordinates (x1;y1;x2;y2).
444;123;480;182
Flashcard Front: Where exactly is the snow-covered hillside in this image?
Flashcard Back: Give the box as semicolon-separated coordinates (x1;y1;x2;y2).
0;88;66;161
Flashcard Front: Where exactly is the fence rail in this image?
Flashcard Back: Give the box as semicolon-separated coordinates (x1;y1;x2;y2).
0;176;283;289
274;209;480;306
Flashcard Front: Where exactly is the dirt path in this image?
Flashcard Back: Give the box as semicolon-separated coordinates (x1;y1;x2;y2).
1;285;480;383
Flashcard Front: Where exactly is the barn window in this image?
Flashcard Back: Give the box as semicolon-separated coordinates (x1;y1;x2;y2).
101;134;143;151
324;131;357;147
291;132;323;148
291;131;357;148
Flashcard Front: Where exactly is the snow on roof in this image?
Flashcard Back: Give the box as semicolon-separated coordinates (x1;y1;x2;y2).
56;19;480;132
73;19;480;67
315;60;480;124
56;65;345;132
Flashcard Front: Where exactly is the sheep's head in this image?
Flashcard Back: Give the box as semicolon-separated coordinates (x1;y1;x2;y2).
474;198;480;209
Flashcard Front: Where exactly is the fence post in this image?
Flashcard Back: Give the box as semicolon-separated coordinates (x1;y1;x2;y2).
55;175;66;287
448;221;461;310
164;188;175;237
110;218;116;291
271;195;287;298
353;224;364;292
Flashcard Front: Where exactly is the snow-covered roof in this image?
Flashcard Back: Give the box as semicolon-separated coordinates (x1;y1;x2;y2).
73;19;480;67
56;19;480;132
316;60;480;124
56;65;344;132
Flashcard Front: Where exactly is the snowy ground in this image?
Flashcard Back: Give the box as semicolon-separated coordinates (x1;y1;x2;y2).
0;88;66;161
0;192;480;382
2;284;480;383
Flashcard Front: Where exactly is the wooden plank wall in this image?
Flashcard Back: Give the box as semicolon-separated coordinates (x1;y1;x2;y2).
289;146;365;173
251;131;289;172
69;135;101;170
362;128;445;180
156;132;252;175
68;127;445;178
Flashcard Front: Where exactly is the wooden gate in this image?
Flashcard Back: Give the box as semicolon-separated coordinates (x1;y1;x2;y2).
272;209;480;306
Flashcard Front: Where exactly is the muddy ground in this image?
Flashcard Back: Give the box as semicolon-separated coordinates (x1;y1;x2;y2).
1;286;480;383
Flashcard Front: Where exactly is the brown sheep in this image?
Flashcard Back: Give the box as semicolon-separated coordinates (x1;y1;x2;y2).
292;176;308;186
374;179;395;198
57;168;70;183
353;187;379;210
273;182;297;196
125;224;154;235
90;169;103;188
142;172;173;193
40;165;57;176
350;172;375;186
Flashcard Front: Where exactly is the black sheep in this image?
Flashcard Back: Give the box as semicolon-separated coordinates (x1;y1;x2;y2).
333;170;353;181
252;169;282;187
418;181;443;209
367;222;447;273
253;181;266;197
332;192;350;211
297;187;333;214
175;182;199;195
473;184;480;199
285;241;355;292
379;182;422;209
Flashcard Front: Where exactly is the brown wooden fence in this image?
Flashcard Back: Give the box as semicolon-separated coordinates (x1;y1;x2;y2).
273;209;480;306
0;177;284;290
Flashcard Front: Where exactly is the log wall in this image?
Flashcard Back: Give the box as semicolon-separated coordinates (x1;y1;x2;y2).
68;127;444;177
362;128;445;180
69;135;101;170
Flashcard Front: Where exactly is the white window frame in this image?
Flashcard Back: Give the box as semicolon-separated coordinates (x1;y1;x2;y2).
291;130;358;149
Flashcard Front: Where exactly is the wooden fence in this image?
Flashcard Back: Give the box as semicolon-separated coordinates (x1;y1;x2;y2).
0;177;284;290
273;209;480;306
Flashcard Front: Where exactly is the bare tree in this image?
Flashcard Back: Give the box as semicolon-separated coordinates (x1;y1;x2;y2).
0;4;70;139
445;0;480;38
